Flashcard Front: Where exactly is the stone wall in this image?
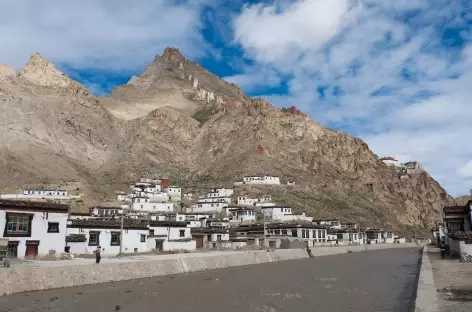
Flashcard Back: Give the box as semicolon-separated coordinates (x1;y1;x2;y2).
0;243;418;295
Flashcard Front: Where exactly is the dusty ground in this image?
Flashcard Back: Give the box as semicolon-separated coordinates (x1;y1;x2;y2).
0;248;420;312
430;249;472;312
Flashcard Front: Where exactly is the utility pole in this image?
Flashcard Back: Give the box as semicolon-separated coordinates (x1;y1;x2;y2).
263;211;267;249
119;211;124;255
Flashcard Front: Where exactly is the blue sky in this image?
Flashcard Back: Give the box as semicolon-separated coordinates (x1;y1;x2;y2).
1;0;471;196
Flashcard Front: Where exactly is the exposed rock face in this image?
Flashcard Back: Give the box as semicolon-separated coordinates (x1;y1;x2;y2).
0;48;454;233
19;53;72;88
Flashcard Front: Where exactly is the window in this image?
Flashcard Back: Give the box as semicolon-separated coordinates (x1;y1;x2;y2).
4;214;32;237
179;230;185;237
207;234;212;241
217;235;222;241
47;222;59;233
302;230;306;238
110;232;120;246
141;234;146;242
292;230;297;237
88;231;100;246
275;230;280;235
149;229;155;236
282;230;287;235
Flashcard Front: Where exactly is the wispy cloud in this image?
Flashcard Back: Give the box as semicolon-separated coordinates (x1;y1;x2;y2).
231;0;472;195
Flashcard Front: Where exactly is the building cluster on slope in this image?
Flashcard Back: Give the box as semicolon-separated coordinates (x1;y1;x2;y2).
379;157;424;175
0;176;403;260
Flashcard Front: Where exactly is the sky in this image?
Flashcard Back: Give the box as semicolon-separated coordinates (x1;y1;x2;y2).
0;0;471;196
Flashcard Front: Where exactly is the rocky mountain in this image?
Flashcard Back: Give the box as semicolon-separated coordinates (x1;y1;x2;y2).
0;47;454;234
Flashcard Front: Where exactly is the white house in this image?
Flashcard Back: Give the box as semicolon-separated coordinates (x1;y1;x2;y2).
238;176;281;185
131;197;174;212
66;219;149;256
261;206;312;222
230;208;257;223
0;200;69;259
163;187;182;201
148;221;195;251
189;202;228;213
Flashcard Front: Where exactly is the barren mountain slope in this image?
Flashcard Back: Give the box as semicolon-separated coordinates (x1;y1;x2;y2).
0;54;119;195
0;48;454;233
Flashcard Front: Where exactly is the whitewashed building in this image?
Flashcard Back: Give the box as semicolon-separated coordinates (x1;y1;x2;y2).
163;187;182;201
66;219;149;256
0;200;69;259
262;206;313;222
131;197;174;212
237;196;273;206
235;176;281;185
189;201;228;213
148;221;195;251
230;207;257;223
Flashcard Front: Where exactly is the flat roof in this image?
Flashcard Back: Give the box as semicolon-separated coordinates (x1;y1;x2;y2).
0;200;69;212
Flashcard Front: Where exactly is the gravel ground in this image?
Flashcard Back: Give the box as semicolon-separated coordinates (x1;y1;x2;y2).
430;249;472;312
0;248;421;312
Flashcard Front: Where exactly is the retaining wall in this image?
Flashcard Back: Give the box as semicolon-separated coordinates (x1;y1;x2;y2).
0;243;418;295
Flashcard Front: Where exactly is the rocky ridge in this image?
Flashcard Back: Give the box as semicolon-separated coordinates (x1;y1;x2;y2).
0;47;454;234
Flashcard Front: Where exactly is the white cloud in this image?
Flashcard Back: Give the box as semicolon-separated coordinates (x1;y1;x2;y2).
0;0;206;72
233;0;350;64
231;0;472;196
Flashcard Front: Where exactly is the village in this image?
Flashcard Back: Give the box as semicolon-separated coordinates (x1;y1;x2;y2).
0;175;407;261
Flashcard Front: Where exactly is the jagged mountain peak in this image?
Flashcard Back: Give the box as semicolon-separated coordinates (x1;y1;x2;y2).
18;53;72;88
0;62;16;80
158;47;188;64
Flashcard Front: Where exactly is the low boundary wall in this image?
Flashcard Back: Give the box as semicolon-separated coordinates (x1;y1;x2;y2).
414;246;439;312
0;243;418;295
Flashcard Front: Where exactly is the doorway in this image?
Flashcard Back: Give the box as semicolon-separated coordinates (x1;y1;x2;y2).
269;240;276;249
155;240;163;252
25;241;39;259
7;241;19;258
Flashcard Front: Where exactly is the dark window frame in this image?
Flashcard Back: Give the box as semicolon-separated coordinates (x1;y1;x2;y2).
140;234;146;242
88;231;100;246
47;222;60;233
110;232;121;246
149;229;155;236
3;213;33;237
179;230;185;237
